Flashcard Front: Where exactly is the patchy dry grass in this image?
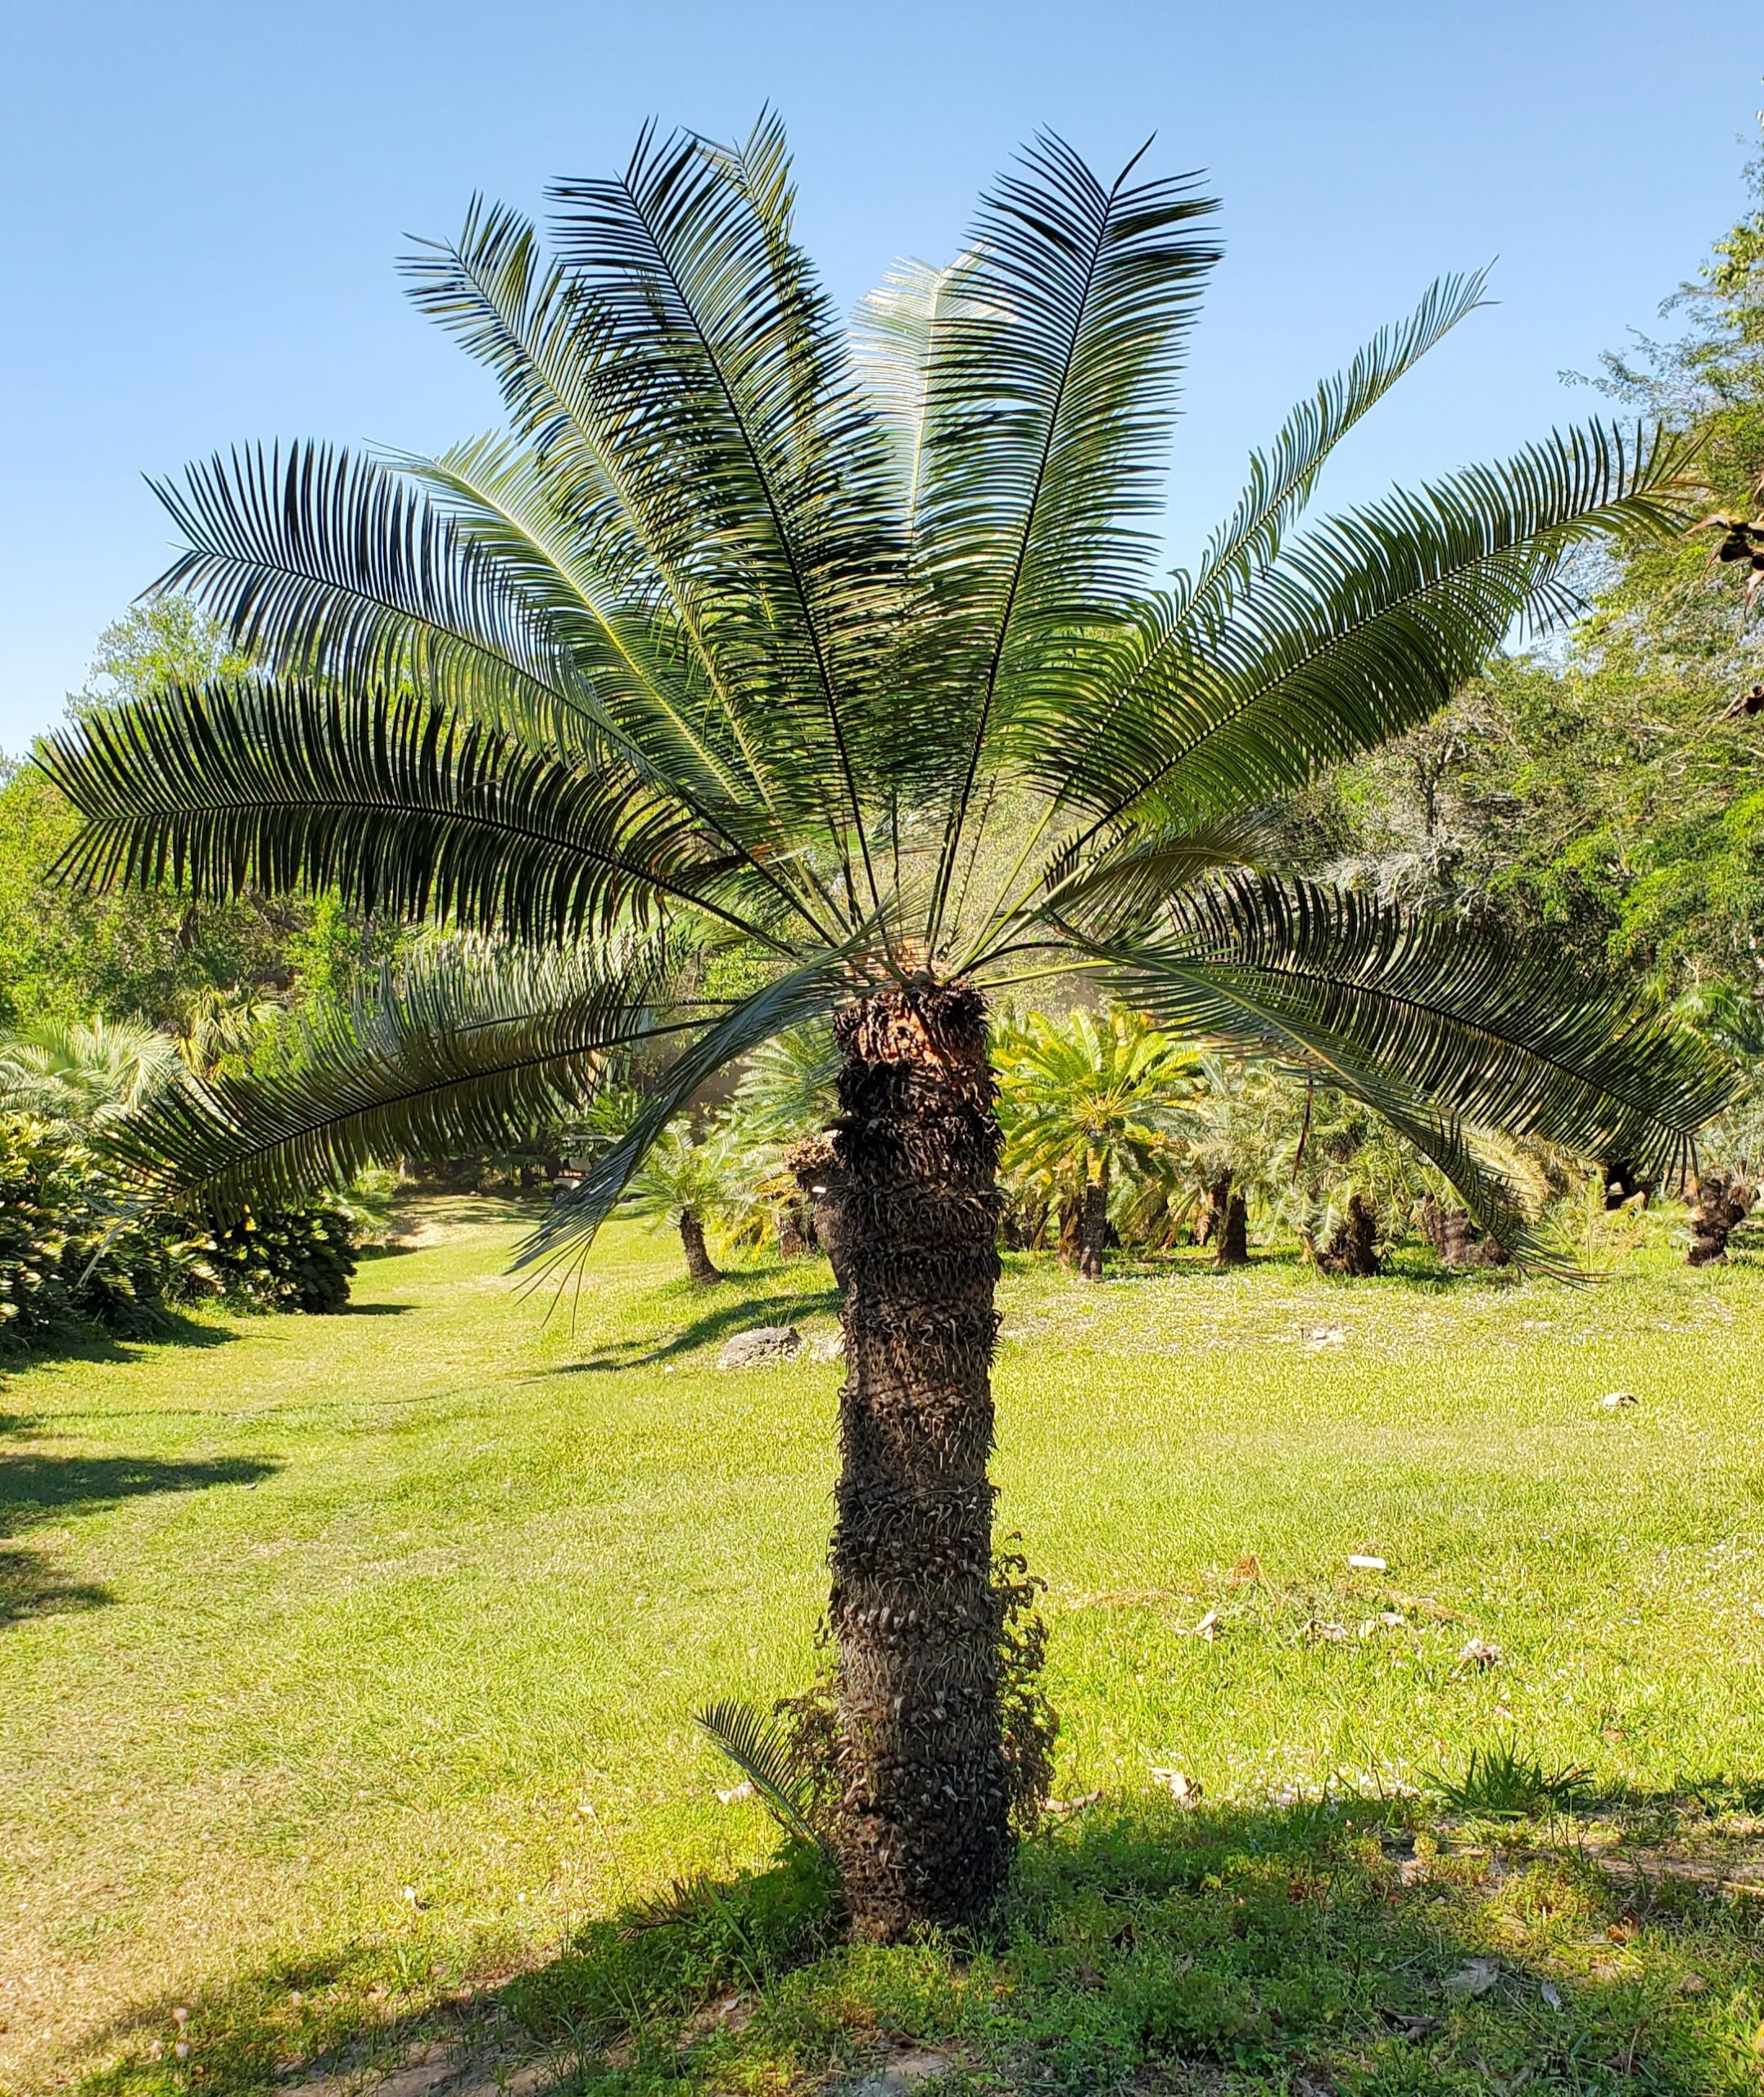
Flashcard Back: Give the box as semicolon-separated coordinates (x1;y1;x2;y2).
4;1201;1764;2093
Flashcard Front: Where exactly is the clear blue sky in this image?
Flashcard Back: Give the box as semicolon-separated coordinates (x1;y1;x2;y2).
2;0;1757;748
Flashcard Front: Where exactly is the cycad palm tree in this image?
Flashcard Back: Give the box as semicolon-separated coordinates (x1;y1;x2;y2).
0;1014;179;1126
994;1007;1197;1276
43;116;1733;1936
623;1114;743;1284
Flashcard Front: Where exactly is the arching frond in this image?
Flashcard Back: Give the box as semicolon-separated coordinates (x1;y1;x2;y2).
97;938;684;1212
910;133;1221;940
1039;421;1702;834
515;942;859;1279
400;198;852;876
1177;268;1491;618
550;112;908;919
150;442;600;749
1092;877;1735;1211
853;252;987;528
39;679;792;951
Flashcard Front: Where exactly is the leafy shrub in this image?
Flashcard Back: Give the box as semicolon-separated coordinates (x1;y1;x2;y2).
0;1113;183;1341
0;1112;360;1343
179;1199;358;1314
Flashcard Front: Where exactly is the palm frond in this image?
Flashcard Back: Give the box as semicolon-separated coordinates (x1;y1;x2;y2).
853;252;987;527
41;677;790;951
549;113;908;919
97;937;682;1212
1045;421;1702;833
997;816;1271;953
150;442;602;750
912;133;1220;940
695;1698;817;1846
1177;268;1491;618
515;943;858;1278
399;200;857;898
1092;876;1735;1248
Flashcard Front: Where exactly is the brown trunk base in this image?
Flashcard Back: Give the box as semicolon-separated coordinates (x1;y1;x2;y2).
1420;1195;1508;1270
678;1209;725;1287
1689;1168;1753;1266
1318;1193;1378;1277
1214;1184;1248;1267
1076;1180;1108;1281
787;1135;851;1287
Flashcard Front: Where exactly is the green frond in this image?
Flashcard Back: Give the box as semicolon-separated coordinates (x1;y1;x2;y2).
515;945;857;1278
97;938;683;1213
1047;420;1703;833
549;114;911;917
853;251;986;526
1177;268;1491;618
1011;817;1271;949
694;1698;817;1845
400;200;858;883
39;679;788;951
1091;876;1735;1252
150;442;599;749
911;133;1221;935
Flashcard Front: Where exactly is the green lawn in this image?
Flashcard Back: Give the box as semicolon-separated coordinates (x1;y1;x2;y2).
5;1203;1764;2095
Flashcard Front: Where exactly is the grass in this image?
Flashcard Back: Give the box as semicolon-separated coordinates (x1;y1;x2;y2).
3;1201;1764;2093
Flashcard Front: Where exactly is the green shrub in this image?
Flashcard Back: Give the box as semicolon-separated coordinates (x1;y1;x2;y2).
180;1199;359;1314
0;1113;360;1343
0;1113;182;1341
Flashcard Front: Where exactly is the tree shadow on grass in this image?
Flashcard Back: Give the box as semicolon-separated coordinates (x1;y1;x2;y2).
552;1284;844;1371
65;1790;1764;2097
0;1417;278;1630
0;1307;242;1375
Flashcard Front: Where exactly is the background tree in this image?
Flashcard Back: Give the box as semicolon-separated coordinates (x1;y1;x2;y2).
994;1007;1196;1277
622;1115;744;1285
44;119;1731;1936
0;603;305;1027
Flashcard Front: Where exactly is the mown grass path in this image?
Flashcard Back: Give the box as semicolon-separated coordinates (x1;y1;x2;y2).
3;1203;1763;2090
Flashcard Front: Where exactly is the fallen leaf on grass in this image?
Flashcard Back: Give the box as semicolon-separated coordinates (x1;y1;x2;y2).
715;1782;755;1805
1600;1390;1639;1410
1458;1638;1503;1668
1441;1958;1501;1999
1306;1620;1350;1643
1348;1553;1387;1572
1228;1552;1262;1584
1046;1791;1101;1815
1540;1981;1563;2010
1151;1767;1201;1805
1376;2008;1443;2041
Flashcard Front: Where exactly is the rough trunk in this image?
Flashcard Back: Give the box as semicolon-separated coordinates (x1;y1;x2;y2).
1214;1180;1248;1267
821;981;1008;1940
787;1135;851;1288
1420;1194;1509;1270
677;1208;725;1287
1689;1168;1753;1266
1318;1193;1379;1277
1076;1171;1109;1281
1055;1193;1082;1267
